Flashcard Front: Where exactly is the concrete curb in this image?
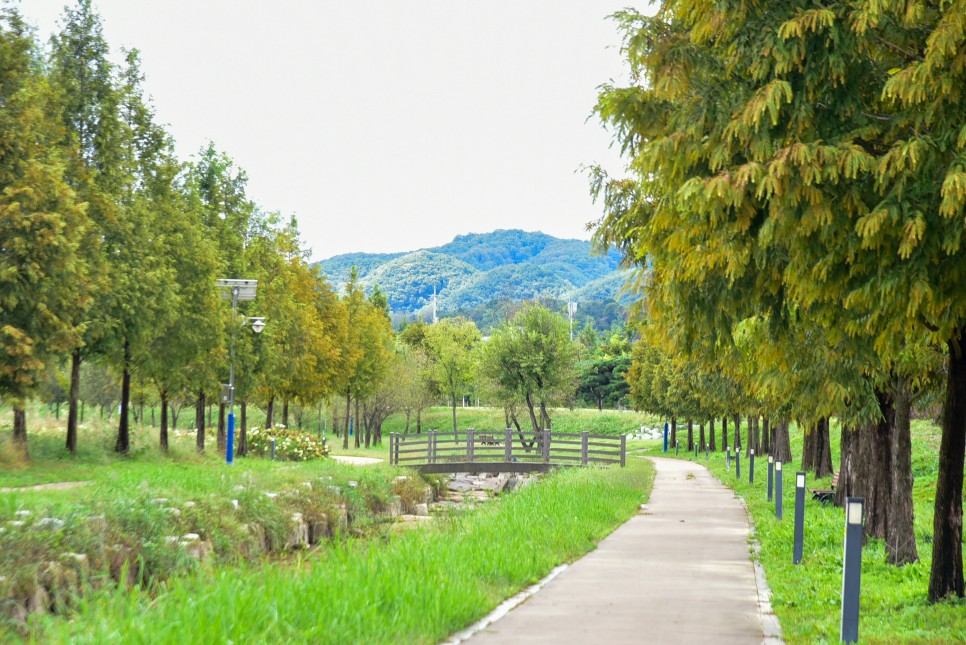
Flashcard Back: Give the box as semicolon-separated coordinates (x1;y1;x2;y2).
738;494;785;644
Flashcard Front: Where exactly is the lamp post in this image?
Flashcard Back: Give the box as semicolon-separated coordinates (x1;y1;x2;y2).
216;279;263;465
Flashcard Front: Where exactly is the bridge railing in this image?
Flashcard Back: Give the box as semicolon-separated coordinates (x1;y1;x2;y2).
388;429;625;473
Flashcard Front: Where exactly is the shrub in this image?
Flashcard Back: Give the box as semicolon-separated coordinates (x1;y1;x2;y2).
247;425;330;461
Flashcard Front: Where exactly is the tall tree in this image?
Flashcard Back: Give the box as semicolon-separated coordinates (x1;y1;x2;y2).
425;316;482;436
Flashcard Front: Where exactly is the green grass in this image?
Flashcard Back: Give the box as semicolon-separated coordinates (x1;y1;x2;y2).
31;460;655;644
648;419;966;644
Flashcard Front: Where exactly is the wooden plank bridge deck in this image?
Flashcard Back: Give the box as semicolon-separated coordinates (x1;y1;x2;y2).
388;429;626;474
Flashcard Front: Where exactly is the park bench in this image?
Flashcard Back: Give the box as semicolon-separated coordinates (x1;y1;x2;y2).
810;470;839;503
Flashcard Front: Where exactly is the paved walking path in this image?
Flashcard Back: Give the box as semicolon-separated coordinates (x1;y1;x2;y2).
464;456;782;644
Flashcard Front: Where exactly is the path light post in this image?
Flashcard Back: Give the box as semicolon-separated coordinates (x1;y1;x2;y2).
663;422;668;453
841;498;865;643
775;461;783;519
749;449;755;483
735;449;741;480
726;447;731;471
794;472;806;564
216;279;263;465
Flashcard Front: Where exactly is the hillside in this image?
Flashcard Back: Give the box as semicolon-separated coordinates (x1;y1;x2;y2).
316;229;629;320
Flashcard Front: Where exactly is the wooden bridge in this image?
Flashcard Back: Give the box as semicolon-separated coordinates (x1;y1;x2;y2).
388;429;626;474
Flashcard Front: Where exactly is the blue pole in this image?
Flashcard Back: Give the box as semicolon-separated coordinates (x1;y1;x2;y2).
350;418;354;436
226;412;235;465
663;422;668;453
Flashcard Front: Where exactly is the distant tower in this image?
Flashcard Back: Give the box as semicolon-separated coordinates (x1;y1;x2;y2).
568;302;578;340
432;284;439;324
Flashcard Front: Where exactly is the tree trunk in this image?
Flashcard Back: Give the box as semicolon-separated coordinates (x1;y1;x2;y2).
721;415;728;451
239;401;248;457
217;402;226;452
687;419;694;451
815;417;834;479
836;424;858;507
929;331;966;602
670;416;677;448
354;397;361;448
761;417;771;455
734;414;742;451
195;390;206;454
698;422;705;451
116;340;131;454
364;402;371;448
888;381;918;565
283;399;289;428
159;390;169;452
452;396;459;439
12;404;27;461
772;420;792;463
416;408;422;434
524;392;540;435
66;350;81;454
266;395;275;429
709;418;716;452
865;390;894;541
343;391;350;449
802;422;818;471
746;416;755;457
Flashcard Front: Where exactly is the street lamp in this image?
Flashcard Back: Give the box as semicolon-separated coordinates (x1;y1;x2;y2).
216;279;262;465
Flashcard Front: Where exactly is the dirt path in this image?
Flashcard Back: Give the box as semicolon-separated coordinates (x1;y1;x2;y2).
330;455;383;465
0;481;91;493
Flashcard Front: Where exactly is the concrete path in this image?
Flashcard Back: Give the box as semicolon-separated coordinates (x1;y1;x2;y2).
330;455;383;465
464;456;781;645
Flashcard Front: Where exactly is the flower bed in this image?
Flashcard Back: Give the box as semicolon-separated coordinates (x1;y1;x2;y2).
247;425;330;461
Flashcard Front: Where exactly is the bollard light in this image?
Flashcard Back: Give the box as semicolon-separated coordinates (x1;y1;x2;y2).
794;472;806;564
775;461;783;519
749;449;755;484
841;497;864;643
663;422;669;453
726;447;731;471
735;450;741;479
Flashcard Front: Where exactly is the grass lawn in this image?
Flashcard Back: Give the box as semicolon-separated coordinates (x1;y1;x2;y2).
645;419;966;644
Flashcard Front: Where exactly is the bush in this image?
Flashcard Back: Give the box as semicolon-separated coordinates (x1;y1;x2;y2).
247;425;330;461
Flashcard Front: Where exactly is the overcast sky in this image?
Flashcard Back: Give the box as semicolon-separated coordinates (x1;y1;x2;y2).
26;1;637;261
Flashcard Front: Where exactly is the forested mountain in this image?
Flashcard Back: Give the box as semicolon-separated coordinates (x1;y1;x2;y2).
317;230;629;319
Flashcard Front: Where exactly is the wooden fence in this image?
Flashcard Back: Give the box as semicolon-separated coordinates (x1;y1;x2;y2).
388;429;626;474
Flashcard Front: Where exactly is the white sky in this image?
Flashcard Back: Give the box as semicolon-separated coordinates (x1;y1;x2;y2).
25;1;638;261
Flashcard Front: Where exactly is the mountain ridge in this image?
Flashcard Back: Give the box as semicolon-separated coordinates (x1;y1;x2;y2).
316;229;629;316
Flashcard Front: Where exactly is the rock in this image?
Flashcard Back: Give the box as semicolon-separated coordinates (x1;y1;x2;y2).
86;515;107;534
334;505;348;534
151;498;169;505
244;523;267;553
265;492;279;500
26;585;50;616
387;496;401;518
62;552;90;577
105;545;139;587
308;519;328;544
287;513;309;549
233;485;246;491
14;510;31;518
348;480;358;488
183;501;196;508
231;499;240;510
447;478;475;493
181;539;212;561
413;503;429;516
395;475;409;482
181;533;201;543
5;521;24;529
165;507;182;517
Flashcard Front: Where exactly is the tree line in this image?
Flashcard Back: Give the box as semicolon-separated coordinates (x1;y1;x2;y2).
590;2;966;603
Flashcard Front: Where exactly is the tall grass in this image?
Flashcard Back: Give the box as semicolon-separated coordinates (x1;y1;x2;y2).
34;461;654;644
658;419;966;644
